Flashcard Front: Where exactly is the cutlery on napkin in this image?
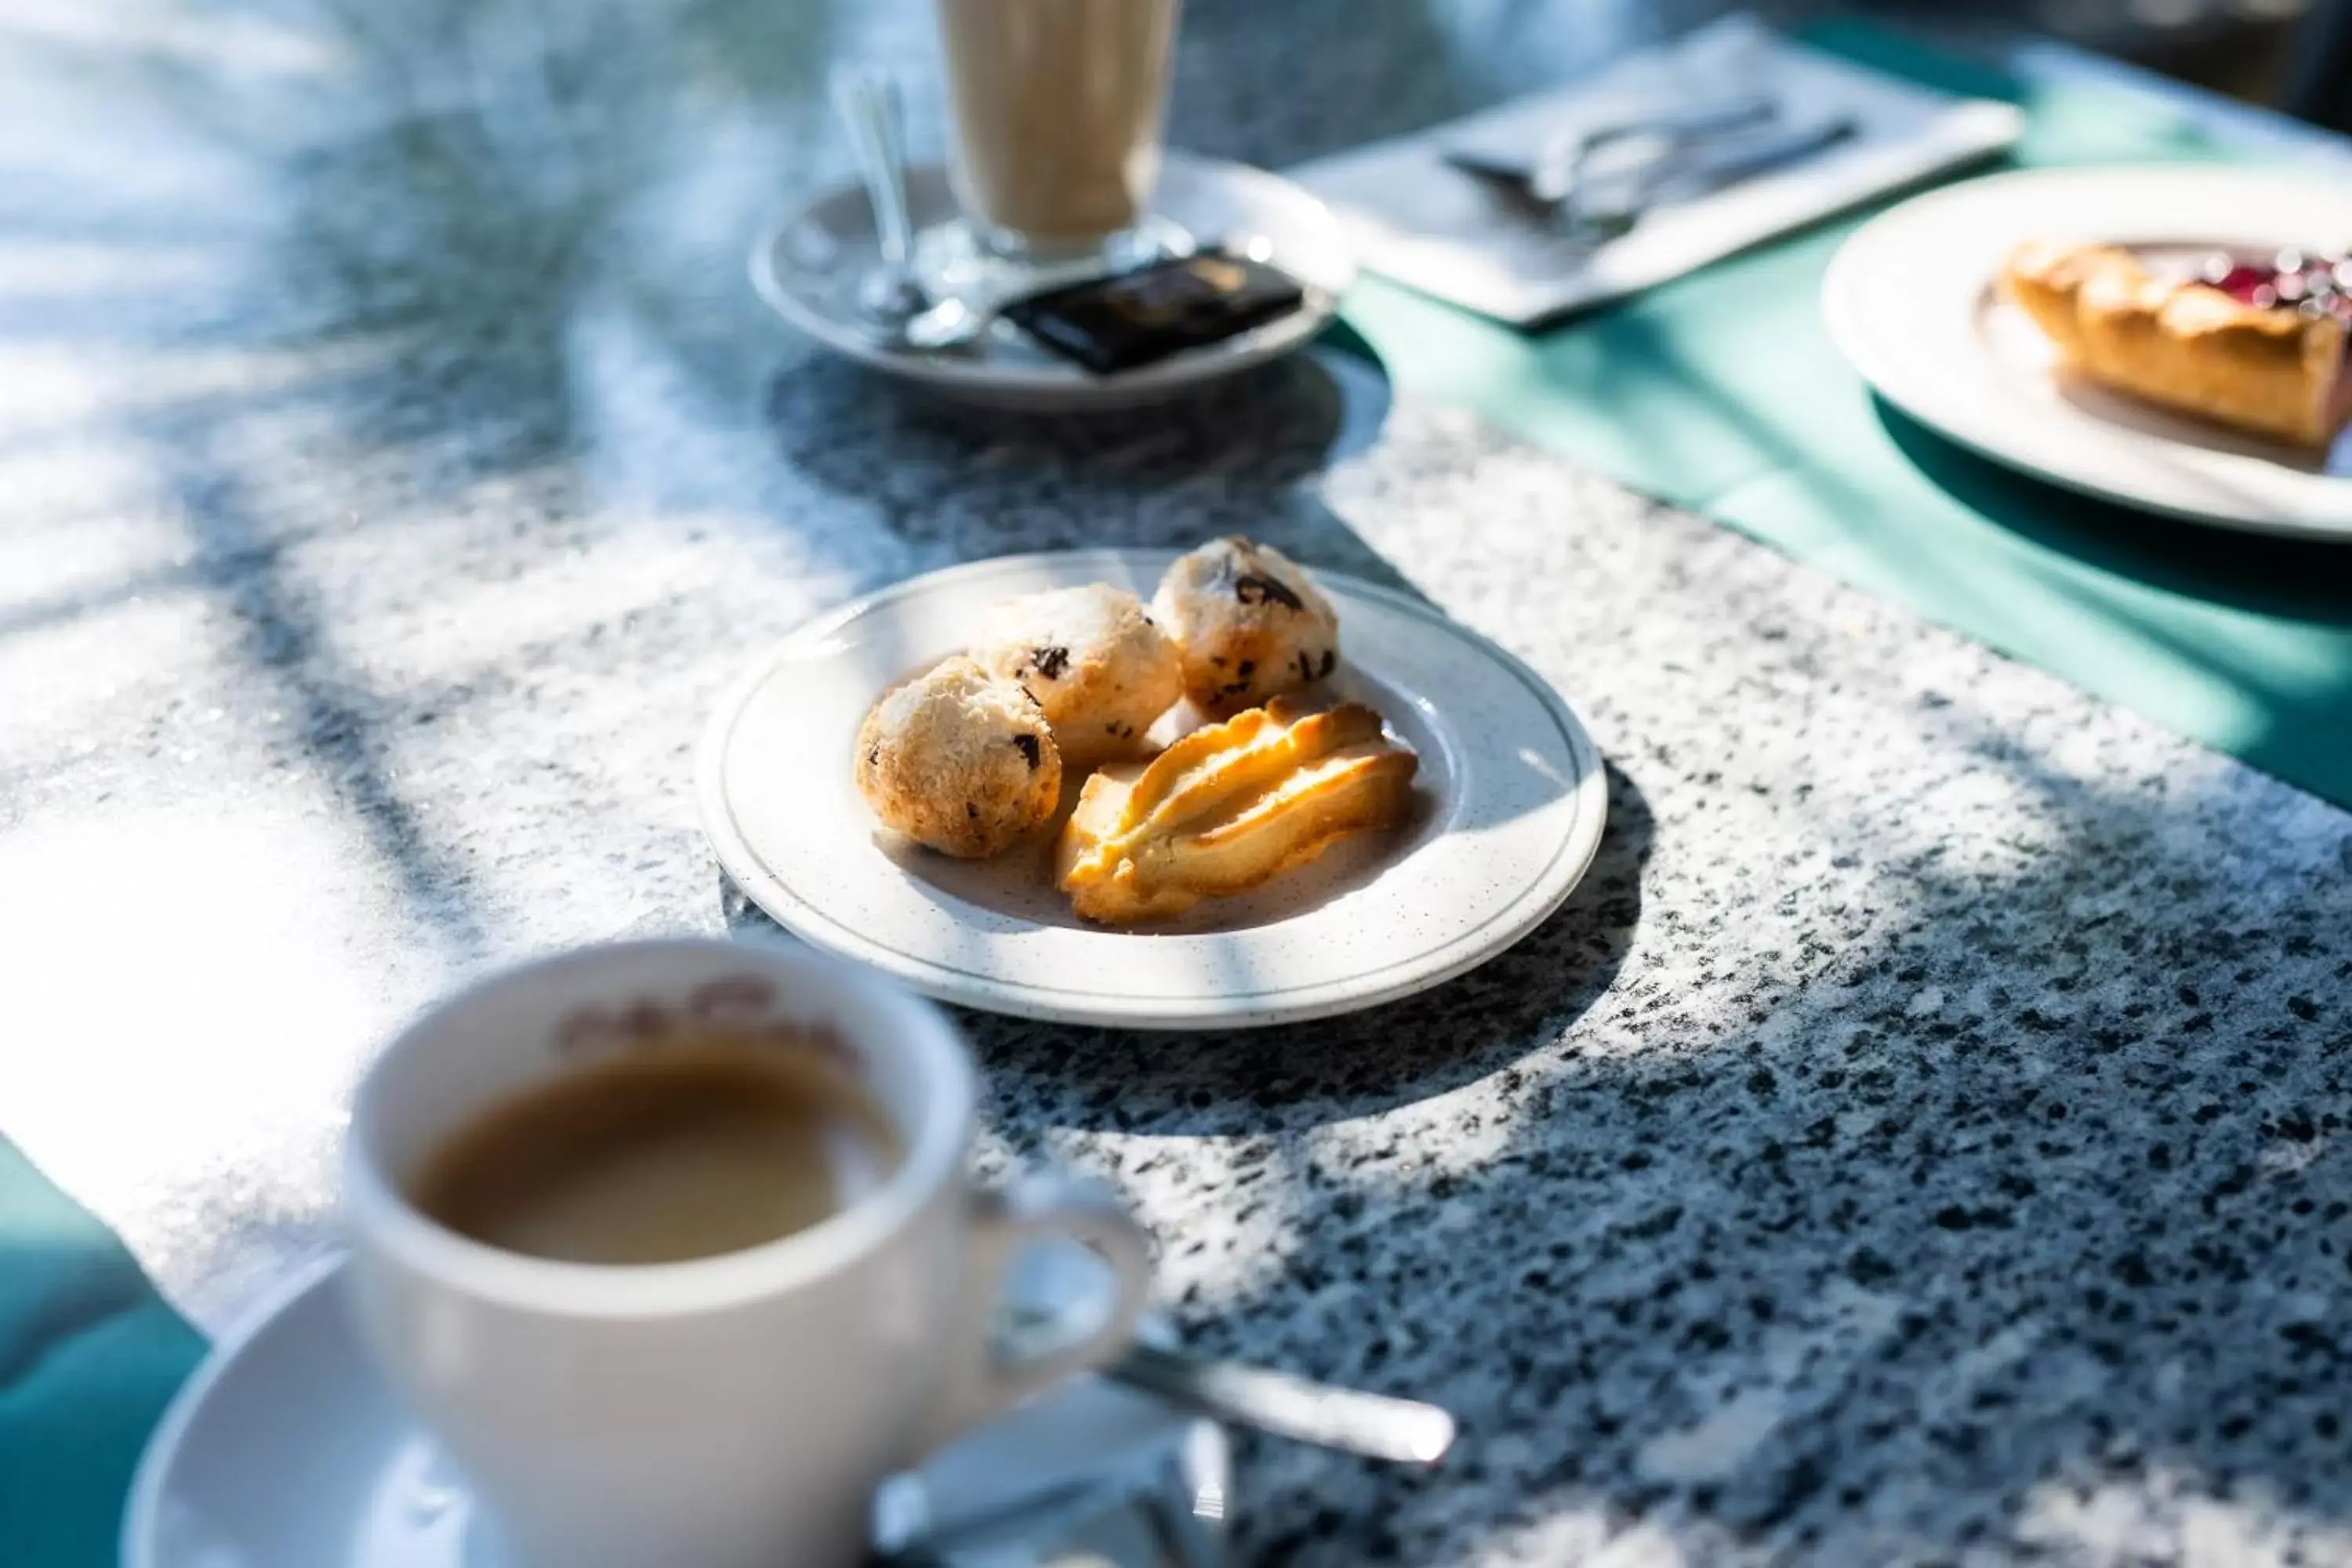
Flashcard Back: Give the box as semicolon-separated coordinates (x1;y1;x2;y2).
1564;113;1864;238
1443;90;1783;207
1292;13;2024;326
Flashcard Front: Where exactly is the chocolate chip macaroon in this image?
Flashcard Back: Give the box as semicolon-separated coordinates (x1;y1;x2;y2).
854;655;1062;858
973;584;1183;763
1152;538;1340;713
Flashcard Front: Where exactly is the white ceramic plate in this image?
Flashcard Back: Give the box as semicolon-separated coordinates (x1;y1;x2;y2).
124;1258;1224;1568
697;550;1608;1029
1823;166;2352;538
750;154;1355;412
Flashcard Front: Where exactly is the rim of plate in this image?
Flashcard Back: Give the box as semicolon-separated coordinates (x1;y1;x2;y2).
1822;165;2352;540
748;153;1354;409
696;550;1610;1029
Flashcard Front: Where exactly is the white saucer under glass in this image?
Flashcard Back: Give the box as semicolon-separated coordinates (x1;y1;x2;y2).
750;154;1356;412
909;209;1196;313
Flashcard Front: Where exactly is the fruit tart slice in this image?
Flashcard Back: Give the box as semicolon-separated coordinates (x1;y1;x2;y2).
2001;241;2352;448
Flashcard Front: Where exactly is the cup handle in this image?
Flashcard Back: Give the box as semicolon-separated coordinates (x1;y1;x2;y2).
912;1174;1154;1453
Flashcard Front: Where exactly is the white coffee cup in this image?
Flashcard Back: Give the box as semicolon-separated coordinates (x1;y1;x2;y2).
342;937;1152;1568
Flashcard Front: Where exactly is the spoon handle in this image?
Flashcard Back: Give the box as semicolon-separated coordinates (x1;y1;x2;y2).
830;66;915;269
1109;1341;1457;1465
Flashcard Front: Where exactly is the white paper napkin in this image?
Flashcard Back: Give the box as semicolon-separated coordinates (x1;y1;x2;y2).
1290;16;2025;326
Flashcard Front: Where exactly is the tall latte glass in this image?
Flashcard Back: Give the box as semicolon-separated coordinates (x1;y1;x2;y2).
932;0;1182;270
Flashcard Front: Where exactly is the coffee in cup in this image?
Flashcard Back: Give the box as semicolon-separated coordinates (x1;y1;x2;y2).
934;0;1182;259
409;1038;902;1266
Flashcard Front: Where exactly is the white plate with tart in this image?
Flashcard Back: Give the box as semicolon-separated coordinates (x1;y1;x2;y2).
1824;166;2352;538
697;546;1608;1029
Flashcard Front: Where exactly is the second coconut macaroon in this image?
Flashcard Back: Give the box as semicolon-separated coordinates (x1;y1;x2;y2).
1152;538;1341;713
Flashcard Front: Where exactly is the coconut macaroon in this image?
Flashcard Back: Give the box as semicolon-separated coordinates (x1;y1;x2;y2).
973;583;1182;762
854;655;1062;858
1151;538;1341;713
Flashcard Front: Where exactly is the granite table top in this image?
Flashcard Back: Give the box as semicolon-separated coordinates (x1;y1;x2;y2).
5;0;2351;1563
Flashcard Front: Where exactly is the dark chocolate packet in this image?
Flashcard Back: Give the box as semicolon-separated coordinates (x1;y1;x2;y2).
1001;249;1307;375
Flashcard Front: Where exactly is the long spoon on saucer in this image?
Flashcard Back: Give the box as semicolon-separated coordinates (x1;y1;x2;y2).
829;66;989;354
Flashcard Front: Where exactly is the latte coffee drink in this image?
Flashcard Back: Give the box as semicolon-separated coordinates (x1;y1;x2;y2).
935;0;1181;255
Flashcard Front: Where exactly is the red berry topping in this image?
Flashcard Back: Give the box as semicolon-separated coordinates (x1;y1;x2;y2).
2198;250;2352;325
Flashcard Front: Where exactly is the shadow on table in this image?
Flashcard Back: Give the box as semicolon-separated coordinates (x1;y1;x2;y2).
1876;398;2352;626
1877;398;2352;807
1179;692;2352;1565
758;332;1412;593
0;0;866;967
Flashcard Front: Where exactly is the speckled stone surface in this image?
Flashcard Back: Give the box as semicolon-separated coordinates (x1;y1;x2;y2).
5;1;2352;1563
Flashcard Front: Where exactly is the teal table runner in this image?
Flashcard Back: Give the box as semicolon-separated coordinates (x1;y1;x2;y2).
0;1136;205;1565
1342;22;2352;808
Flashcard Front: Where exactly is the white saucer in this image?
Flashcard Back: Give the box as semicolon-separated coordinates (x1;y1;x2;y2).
124;1258;1225;1568
750;154;1356;412
1824;166;2352;539
697;550;1609;1030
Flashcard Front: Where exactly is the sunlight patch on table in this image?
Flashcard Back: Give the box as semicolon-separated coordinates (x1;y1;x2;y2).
0;0;346;78
0;799;424;1328
2020;1465;2352;1566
